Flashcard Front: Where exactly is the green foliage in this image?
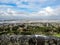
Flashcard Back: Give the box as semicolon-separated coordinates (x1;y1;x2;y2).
0;24;60;37
56;27;60;33
21;31;32;35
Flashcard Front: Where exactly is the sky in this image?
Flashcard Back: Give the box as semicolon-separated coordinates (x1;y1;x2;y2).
0;0;60;20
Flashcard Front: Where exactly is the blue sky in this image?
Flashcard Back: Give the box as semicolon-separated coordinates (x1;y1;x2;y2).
0;0;60;20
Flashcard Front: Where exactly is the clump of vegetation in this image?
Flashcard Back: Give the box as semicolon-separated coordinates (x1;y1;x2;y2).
0;24;60;37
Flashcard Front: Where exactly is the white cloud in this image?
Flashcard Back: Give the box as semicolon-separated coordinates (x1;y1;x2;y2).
15;0;56;9
38;7;54;16
0;0;56;9
34;6;60;16
0;9;28;16
0;0;59;20
0;5;60;17
0;1;60;18
0;5;29;16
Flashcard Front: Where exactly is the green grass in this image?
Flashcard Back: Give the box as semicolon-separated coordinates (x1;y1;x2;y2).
53;33;60;37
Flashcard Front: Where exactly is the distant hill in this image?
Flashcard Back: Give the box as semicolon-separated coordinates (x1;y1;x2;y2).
0;15;60;21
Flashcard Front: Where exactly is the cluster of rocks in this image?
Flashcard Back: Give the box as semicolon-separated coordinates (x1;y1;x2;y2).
0;35;60;45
